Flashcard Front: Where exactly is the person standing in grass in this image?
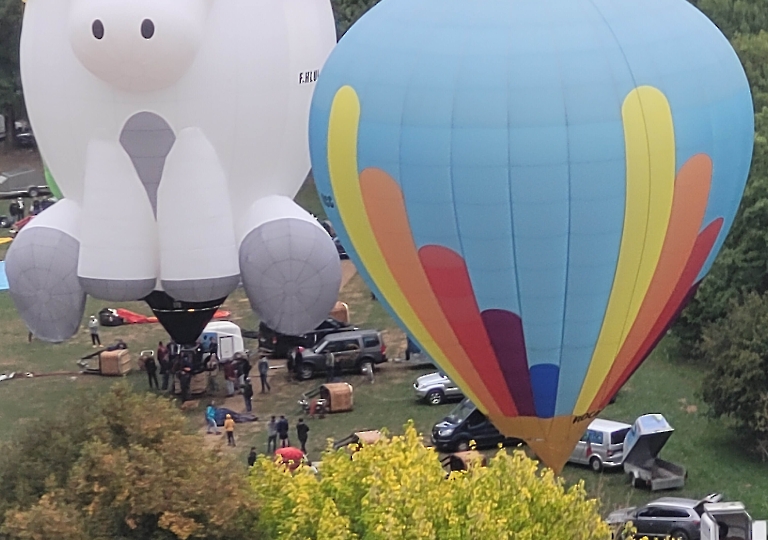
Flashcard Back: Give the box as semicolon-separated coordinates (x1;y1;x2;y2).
277;415;290;448
157;341;171;390
296;418;309;454
242;377;254;412
88;316;100;347
257;355;271;393
223;360;236;397
145;352;159;390
248;447;257;467
205;402;220;434
267;416;278;454
224;414;236;447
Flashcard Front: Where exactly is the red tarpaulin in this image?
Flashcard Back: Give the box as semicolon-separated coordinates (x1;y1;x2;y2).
115;308;231;325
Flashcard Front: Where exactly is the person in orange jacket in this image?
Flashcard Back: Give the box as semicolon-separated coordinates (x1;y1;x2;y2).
224;414;236;447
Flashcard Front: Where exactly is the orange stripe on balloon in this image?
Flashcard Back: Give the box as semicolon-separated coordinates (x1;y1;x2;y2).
359;168;516;416
591;154;712;409
593;218;723;409
419;245;521;415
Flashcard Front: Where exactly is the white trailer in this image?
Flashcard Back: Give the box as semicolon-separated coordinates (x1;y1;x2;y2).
701;502;766;540
202;321;245;362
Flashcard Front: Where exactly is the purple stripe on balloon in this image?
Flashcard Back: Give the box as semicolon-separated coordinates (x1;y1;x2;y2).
481;309;536;416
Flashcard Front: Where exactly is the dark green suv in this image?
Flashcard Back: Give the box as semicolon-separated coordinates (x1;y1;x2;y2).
289;329;387;380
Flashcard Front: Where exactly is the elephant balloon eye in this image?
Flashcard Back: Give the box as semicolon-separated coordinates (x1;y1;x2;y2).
141;19;155;39
92;19;104;40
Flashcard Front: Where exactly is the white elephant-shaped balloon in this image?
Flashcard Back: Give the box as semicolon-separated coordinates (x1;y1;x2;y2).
7;0;341;342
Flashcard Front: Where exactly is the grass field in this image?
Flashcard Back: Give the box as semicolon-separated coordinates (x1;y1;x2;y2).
0;172;765;521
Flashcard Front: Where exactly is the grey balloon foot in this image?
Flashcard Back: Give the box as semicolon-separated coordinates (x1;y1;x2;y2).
239;217;341;335
6;227;86;342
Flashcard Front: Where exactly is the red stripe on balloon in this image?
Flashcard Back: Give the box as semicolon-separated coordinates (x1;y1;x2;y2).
481;310;537;416
358;167;517;415
591;155;712;409
593;218;722;409
419;245;525;407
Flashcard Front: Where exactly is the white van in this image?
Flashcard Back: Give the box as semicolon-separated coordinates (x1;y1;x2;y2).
201;321;245;362
569;418;632;472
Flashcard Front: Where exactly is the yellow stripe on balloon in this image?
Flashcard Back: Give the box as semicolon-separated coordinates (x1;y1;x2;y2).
574;86;676;415
326;85;493;414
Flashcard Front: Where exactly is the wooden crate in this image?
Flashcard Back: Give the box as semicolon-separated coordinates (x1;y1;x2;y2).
99;350;131;376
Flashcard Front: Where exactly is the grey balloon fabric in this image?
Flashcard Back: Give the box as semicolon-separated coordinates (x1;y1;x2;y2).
119;111;176;217
240;218;341;335
6;227;86;342
79;277;156;302
162;275;240;303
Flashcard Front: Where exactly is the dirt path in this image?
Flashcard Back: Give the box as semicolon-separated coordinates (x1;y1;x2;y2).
339;259;357;291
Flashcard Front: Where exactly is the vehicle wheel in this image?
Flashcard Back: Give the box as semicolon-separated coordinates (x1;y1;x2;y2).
359;359;373;375
426;389;444;406
589;456;603;472
669;529;689;540
299;363;314;380
455;439;470;452
27;188;39;198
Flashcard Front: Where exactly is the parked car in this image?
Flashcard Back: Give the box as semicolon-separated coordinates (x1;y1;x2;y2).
606;493;723;540
0;167;50;198
289;329;387;380
414;372;464;405
431;398;522;452
258;318;357;358
568;418;632;472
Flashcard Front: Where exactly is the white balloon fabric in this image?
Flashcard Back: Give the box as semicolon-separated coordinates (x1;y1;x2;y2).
8;0;340;342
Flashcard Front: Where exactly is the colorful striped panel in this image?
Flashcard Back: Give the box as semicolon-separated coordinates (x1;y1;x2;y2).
358;167;516;416
575;86;676;415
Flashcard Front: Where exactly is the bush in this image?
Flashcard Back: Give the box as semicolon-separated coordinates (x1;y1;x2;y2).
700;292;768;453
249;422;610;540
0;384;257;540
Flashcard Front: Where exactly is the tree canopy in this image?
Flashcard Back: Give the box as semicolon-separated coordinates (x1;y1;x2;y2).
699;293;768;454
0;0;23;142
331;0;380;37
250;423;610;540
0;385;257;540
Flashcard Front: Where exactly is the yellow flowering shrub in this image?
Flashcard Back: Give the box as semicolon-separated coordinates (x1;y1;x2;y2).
249;422;610;540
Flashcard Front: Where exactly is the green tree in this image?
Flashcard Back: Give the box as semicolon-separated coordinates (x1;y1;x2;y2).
699;292;768;452
331;0;380;38
0;0;23;147
672;30;768;361
250;423;610;540
691;0;768;37
0;385;257;540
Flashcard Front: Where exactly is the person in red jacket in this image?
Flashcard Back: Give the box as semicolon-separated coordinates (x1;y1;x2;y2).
223;361;236;397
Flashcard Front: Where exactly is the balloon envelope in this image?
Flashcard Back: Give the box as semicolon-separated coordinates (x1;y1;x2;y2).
309;0;754;470
9;0;340;343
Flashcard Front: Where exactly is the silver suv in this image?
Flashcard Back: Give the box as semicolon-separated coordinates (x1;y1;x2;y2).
607;494;722;540
414;372;464;405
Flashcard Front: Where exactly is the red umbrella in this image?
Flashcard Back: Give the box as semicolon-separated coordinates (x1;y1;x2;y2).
274;447;305;470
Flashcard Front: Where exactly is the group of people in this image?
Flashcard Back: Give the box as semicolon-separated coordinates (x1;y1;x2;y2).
9;197;50;224
141;340;224;402
266;415;310;454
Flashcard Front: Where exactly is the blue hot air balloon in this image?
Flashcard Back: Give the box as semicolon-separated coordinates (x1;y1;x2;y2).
309;0;754;470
